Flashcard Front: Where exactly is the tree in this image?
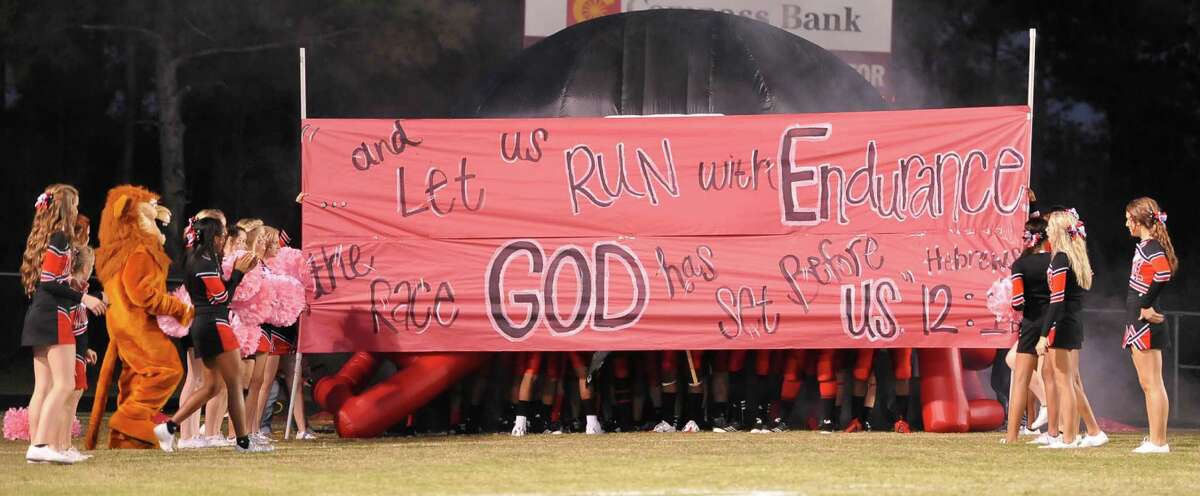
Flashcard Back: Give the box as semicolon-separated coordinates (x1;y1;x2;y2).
71;0;480;256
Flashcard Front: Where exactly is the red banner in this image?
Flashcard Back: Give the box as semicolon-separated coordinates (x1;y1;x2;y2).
299;106;1030;352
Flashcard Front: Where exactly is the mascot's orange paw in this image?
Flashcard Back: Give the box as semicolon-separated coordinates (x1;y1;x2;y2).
109;429;155;450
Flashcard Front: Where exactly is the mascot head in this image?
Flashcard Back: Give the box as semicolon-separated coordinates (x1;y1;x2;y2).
96;185;173;282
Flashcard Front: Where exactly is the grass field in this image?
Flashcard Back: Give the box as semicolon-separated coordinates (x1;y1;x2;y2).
3;431;1199;495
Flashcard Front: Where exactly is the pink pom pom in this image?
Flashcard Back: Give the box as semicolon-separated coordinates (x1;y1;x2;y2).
270;247;309;282
230;313;262;357
157;286;193;338
71;416;81;438
221;250;246;280
265;275;305;326
986;276;1014;321
230;270;273;326
3;407;31;441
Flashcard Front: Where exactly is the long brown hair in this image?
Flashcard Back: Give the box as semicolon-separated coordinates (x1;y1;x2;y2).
1126;196;1178;271
20;184;80;297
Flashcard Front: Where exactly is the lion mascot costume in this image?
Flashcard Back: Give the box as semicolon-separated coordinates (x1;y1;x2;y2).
85;185;194;449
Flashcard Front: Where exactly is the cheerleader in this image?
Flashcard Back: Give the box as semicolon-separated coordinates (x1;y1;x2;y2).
244;224;284;441
22;185;106;464
152;217;269;453
176;209;227;448
1002;217;1053;444
258;229;315;439
1122;198;1176;453
58;243;98;460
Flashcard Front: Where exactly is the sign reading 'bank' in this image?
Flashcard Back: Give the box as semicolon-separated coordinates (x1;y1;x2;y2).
523;0;893;95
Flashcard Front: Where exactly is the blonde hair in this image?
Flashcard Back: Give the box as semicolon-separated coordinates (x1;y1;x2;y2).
249;225;280;258
20;184;80;296
195;208;227;228
235;218;263;232
1046;210;1092;289
1126;197;1178;272
72;245;96;282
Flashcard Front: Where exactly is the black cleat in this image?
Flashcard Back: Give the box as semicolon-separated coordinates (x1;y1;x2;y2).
818;418;837;433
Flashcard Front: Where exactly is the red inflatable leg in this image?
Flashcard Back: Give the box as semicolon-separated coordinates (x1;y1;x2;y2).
960;350;1005;432
960;348;995;371
336;352;486;438
315;352;381;413
918;348;970;433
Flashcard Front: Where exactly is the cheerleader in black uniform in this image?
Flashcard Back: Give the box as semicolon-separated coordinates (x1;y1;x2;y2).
153;217;268;453
1002;217;1052;444
60;243;98;461
1122;197;1176;453
21;185;106;465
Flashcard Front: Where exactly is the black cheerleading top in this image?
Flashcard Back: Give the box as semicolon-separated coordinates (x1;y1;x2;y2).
1041;252;1085;337
1010;252;1052;327
1124;239;1171;348
37;231;83;305
184;252;244;317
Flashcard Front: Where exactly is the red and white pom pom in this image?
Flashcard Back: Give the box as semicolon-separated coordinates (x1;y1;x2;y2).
265;273;305;327
3;407;30;441
986;276;1014;321
156;286;192;338
229;313;262;357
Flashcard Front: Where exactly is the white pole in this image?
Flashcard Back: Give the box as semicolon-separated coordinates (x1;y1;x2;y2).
285;47;308;441
1027;29;1036;113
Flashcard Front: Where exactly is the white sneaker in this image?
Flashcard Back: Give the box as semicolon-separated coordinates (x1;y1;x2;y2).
1132;437;1170;454
177;436;205;449
1079;431;1109;448
1020;426;1040;436
1027;432;1058;445
235;439;275;453
152;423;176;452
1029;406;1049;430
295;431;318;440
25;445;75;465
204;435;234;448
511;416;528;437
65;447;92;461
681;420;701;433
1040;437;1082;449
585;415;604;435
652;420;677;433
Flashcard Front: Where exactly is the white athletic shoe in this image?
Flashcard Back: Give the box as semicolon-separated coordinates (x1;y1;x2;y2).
177;436;206;449
1019;426;1040;436
681;420;701;433
1079;431;1109;448
585;415;604;435
153;423;176;452
204;435;234;448
1029;406;1049;430
1027;432;1059;445
65;447;92;461
511;416;528;437
1040;437;1082;449
1132;437;1170;454
235;439;275;453
652;420;676;433
295;431;318;440
26;445;75;465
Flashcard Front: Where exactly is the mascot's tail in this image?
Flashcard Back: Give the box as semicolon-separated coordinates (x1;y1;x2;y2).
85;341;119;450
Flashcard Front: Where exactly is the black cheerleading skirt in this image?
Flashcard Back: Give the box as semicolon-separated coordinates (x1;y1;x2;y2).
191;311;240;360
21;292;74;348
